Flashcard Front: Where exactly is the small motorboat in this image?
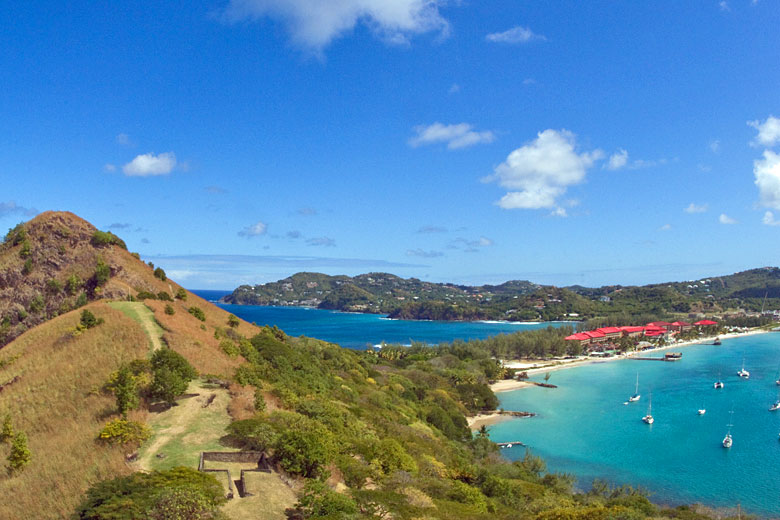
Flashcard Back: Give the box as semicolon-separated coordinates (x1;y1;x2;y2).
714;380;724;389
698;408;706;415
770;401;780;412
722;433;733;448
642;394;654;424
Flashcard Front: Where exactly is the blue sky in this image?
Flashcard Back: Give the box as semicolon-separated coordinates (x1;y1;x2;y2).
2;1;779;289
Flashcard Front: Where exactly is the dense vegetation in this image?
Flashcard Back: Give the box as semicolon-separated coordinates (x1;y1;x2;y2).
225;268;780;324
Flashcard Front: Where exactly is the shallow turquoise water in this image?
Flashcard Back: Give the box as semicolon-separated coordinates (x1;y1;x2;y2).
194;291;568;349
492;333;780;517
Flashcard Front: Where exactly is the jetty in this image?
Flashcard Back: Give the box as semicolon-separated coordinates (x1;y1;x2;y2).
631;352;683;362
497;441;526;448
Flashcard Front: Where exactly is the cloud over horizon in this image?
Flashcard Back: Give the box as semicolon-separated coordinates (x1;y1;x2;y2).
684;203;708;214
485;25;545;44
0;201;38;218
486;129;603;212
122;152;177;177
409;122;495;150
221;0;449;50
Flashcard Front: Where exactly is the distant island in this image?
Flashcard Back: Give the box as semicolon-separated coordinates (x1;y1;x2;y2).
223;268;780;323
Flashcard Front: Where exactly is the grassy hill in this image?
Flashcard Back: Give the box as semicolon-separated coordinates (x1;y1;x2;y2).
0;212;749;520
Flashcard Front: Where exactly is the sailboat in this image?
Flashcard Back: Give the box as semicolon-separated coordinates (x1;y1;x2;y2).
714;370;724;389
737;358;749;379
775;364;780;386
698;398;706;415
642;393;654;424
628;373;641;402
722;410;734;448
770;390;780;411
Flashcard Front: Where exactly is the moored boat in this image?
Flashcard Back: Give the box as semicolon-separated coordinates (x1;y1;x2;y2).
737;358;749;379
629;373;640;402
642;393;654;424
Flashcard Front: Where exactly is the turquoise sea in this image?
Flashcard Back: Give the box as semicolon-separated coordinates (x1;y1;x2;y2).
193;290;568;349
492;333;780;518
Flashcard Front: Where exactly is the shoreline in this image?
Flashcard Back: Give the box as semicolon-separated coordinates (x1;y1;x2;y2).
491;328;773;393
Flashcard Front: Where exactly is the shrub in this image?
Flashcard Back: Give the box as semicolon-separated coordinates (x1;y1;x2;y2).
22;259;33;275
227;314;240;328
46;278;62;294
29;293;45;314
91;230;127;249
254;388;266;412
226;417;276;451
7;431;31;474
97;418;151;445
157;291;172;301
66;274;82;295
95;259;111;286
164;304;175;315
136;291;157;300
19;240;31;258
188;306;206;322
219;340;240;358
80;309;103;329
112;364;140;417
1;414;13;443
153;267;167;281
75;292;88;308
5;223;25;245
74;467;225;520
175;288;188;300
291;480;358;519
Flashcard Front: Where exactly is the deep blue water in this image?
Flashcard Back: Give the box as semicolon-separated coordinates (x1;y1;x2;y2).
192;290;568;349
492;334;780;518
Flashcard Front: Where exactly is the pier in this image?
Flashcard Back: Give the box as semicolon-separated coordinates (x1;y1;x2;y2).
497;441;526;448
630;352;683;362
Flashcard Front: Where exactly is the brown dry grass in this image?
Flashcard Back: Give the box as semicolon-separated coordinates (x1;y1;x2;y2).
227;383;256;421
0;302;149;520
145;296;260;378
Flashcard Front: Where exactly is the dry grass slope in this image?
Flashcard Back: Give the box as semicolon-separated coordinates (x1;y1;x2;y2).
0;302;149;520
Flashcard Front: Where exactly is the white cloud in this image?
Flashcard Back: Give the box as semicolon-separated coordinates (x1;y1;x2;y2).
448;83;460;94
719;1;730;11
684;203;708;214
522;78;536;85
607;149;629;170
659;224;672;231
550;207;567;217
719;213;737;224
449;236;493;253
762;211;780;226
409;122;495;150
238;221;268;237
748;115;780;147
709;139;721;153
754;150;780;209
0;201;38;218
104;163;117;172
122;152;177;177
221;0;448;50
115;133;132;146
486;26;545;44
486;129;603;211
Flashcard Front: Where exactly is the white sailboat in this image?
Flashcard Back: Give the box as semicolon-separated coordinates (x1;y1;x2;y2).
714;370;724;389
642;393;654;424
722;411;734;448
629;373;641;402
698;398;706;415
737;358;749;379
770;390;780;412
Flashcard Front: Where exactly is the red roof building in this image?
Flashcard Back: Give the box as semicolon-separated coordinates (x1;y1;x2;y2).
619;326;646;337
564;332;592;346
670;321;692;331
646;321;673;330
694;319;718;326
595;327;622;338
584;330;607;342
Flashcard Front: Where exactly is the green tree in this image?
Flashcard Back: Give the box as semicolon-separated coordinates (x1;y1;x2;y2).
164;304;175;315
292;480;358;519
273;427;336;478
80;309;101;329
150;349;197;405
175;288;188;300
227;314;240;328
113;364;139;417
66;274;82;295
7;431;31;474
154;267;167;281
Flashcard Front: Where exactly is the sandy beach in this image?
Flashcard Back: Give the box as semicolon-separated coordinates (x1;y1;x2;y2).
492;328;773;387
467;412;511;429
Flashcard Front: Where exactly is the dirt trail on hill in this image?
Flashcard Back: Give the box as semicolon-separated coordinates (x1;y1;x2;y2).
107;302;164;351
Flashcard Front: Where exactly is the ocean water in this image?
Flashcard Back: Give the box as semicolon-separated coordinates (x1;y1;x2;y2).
491;333;780;518
192;290;567;349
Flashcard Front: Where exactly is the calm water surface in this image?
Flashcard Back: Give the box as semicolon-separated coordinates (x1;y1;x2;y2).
193;290;568;348
492;333;780;517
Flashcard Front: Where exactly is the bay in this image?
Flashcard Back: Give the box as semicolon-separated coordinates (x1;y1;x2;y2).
491;333;780;518
193;290;568;349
